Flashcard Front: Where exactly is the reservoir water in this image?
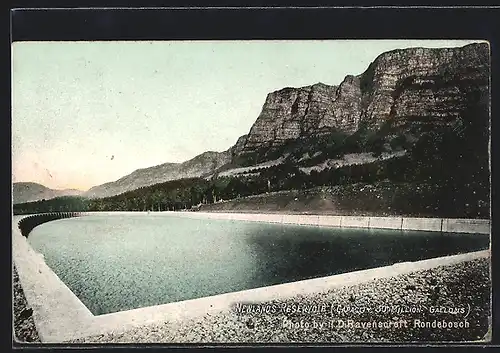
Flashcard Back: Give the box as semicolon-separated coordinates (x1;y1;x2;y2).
27;214;489;315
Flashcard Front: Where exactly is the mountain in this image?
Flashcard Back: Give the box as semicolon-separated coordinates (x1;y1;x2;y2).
83;42;489;200
233;43;489;165
83;146;244;199
13;182;83;204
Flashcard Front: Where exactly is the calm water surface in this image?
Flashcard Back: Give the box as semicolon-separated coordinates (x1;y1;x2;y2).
28;214;489;315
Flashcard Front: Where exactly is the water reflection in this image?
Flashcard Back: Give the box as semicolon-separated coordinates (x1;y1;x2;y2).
242;225;488;287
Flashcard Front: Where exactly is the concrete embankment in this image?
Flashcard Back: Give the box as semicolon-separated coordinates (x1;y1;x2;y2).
162;212;491;235
16;211;491;235
12;216;95;343
16;212;83;237
13;212;85;342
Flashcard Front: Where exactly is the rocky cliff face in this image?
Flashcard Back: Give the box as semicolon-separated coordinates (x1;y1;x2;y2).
81;42;490;199
361;43;489;129
235;42;490;163
241;80;361;154
229;134;249;158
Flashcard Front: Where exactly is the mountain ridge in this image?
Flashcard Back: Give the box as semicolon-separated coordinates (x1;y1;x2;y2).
82;141;247;199
17;42;489;201
234;42;489;165
13;182;83;204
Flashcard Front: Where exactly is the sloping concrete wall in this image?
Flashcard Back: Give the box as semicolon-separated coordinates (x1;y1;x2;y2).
442;218;491;234
341;216;371;228
317;215;342;228
369;216;404;230
401;217;443;232
12;216;94;342
142;212;490;234
17;212;82;237
92;211;489;234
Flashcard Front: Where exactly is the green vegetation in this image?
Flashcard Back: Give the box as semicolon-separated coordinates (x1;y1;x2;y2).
237;120;402;168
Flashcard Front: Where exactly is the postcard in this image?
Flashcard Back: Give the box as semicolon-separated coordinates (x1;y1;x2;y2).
12;31;491;344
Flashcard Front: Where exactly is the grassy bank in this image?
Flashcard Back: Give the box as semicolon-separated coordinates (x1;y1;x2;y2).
70;257;490;343
198;182;489;219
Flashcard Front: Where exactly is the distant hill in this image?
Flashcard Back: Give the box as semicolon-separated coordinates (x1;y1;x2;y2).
13;182;83;204
82;150;235;199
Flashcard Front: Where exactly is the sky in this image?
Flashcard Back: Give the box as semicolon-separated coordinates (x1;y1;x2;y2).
12;39;483;191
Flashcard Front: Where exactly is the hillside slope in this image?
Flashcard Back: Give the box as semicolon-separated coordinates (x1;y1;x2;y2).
13;182;82;204
83;151;232;199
